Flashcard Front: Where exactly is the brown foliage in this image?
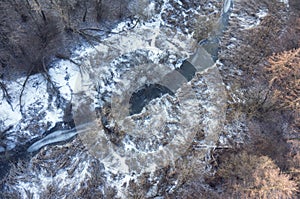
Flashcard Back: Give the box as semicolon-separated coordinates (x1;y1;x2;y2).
287;139;300;195
266;48;300;111
247;122;290;170
265;48;300;135
216;151;298;199
215;1;300;198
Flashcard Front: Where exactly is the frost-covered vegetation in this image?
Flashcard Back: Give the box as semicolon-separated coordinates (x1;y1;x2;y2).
0;0;299;198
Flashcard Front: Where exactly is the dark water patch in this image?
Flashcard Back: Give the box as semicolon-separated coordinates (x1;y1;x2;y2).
129;84;174;115
199;38;220;62
129;59;200;115
175;60;197;81
128;0;233;116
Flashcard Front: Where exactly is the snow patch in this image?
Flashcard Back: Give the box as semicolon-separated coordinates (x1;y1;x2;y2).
0;73;67;150
16;154;92;199
49;60;81;100
232;8;269;30
278;0;289;7
0;82;22;129
106;172;136;199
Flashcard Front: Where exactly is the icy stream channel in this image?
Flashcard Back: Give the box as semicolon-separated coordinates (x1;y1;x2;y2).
0;0;292;198
0;0;237;197
25;0;232;174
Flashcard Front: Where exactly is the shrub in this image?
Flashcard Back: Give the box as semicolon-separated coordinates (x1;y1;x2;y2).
216;151;297;199
266;48;300;110
265;48;300;134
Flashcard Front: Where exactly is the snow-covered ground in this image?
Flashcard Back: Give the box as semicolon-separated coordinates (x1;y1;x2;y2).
1;0;292;198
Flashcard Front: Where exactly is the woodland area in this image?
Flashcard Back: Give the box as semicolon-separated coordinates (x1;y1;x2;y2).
0;0;132;79
206;1;300;198
0;0;299;198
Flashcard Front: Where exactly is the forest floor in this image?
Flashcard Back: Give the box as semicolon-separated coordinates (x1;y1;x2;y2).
0;0;299;198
